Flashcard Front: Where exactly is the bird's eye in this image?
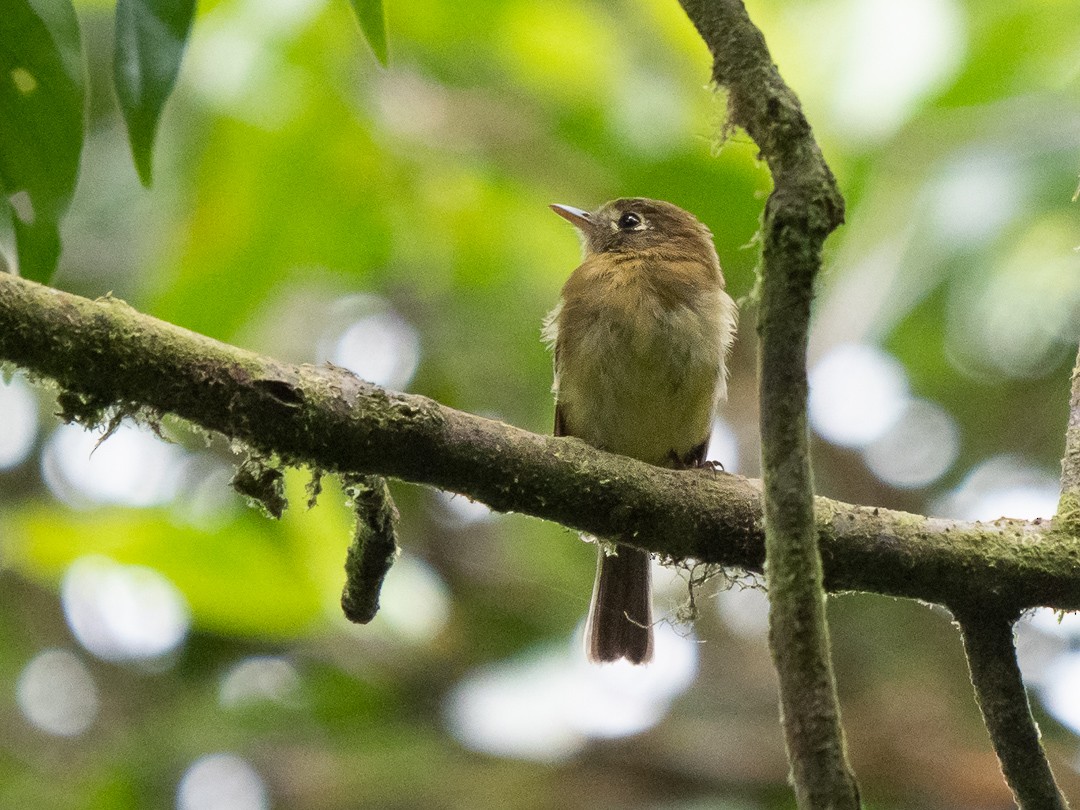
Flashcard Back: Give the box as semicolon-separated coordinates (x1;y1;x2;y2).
617;212;642;230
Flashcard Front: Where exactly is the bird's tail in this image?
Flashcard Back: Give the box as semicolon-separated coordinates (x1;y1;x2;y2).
586;544;653;664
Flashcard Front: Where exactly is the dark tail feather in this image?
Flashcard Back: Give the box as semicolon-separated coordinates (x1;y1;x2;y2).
587;545;653;664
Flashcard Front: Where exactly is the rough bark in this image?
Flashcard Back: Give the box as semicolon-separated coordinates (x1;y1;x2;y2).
958;610;1070;810
676;0;858;805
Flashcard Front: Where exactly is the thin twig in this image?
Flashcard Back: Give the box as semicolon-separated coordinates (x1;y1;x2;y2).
956;608;1069;810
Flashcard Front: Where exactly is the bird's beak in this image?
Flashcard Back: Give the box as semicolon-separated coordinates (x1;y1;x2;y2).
550;204;592;230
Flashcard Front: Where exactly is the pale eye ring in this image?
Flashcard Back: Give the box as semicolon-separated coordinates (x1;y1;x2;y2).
617;212;642;230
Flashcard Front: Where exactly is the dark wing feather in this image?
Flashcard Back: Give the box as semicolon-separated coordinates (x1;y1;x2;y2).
553;333;568;437
683;436;710;467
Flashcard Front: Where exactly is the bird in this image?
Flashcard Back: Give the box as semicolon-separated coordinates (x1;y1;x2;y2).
544;198;737;665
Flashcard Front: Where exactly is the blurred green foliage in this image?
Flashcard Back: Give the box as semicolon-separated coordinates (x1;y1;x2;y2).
1;0;1079;807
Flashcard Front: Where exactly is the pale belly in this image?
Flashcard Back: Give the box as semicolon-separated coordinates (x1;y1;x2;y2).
556;303;724;466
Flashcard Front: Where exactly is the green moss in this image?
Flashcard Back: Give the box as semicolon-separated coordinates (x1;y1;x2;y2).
1058;492;1080;534
306;468;325;509
340;474;400;625
231;453;288;519
55;388;115;428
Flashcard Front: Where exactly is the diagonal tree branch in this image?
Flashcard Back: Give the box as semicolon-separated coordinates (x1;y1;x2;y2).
676;1;857;805
2;271;1079;612
957;609;1070;810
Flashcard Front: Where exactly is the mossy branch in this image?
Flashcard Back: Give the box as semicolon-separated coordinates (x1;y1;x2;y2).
341;475;400;624
2;271;1080;610
676;0;857;806
957;609;1070;810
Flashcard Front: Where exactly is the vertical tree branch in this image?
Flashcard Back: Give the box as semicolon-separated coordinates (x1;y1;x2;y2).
1060;346;1080;525
676;1;858;807
758;204;859;809
957;609;1069;810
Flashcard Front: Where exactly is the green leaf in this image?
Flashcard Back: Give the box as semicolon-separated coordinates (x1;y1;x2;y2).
348;0;389;65
113;0;196;187
0;0;85;283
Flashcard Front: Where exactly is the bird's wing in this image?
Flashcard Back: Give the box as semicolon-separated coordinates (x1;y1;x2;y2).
554;401;567;437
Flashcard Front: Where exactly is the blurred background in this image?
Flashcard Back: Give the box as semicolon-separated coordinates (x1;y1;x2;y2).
2;0;1079;807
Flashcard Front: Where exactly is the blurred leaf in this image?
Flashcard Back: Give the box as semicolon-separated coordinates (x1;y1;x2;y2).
15;508;329;638
113;0;196;187
0;0;84;282
348;0;388;65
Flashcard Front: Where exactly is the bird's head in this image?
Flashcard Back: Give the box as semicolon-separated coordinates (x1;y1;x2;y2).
550;197;717;263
